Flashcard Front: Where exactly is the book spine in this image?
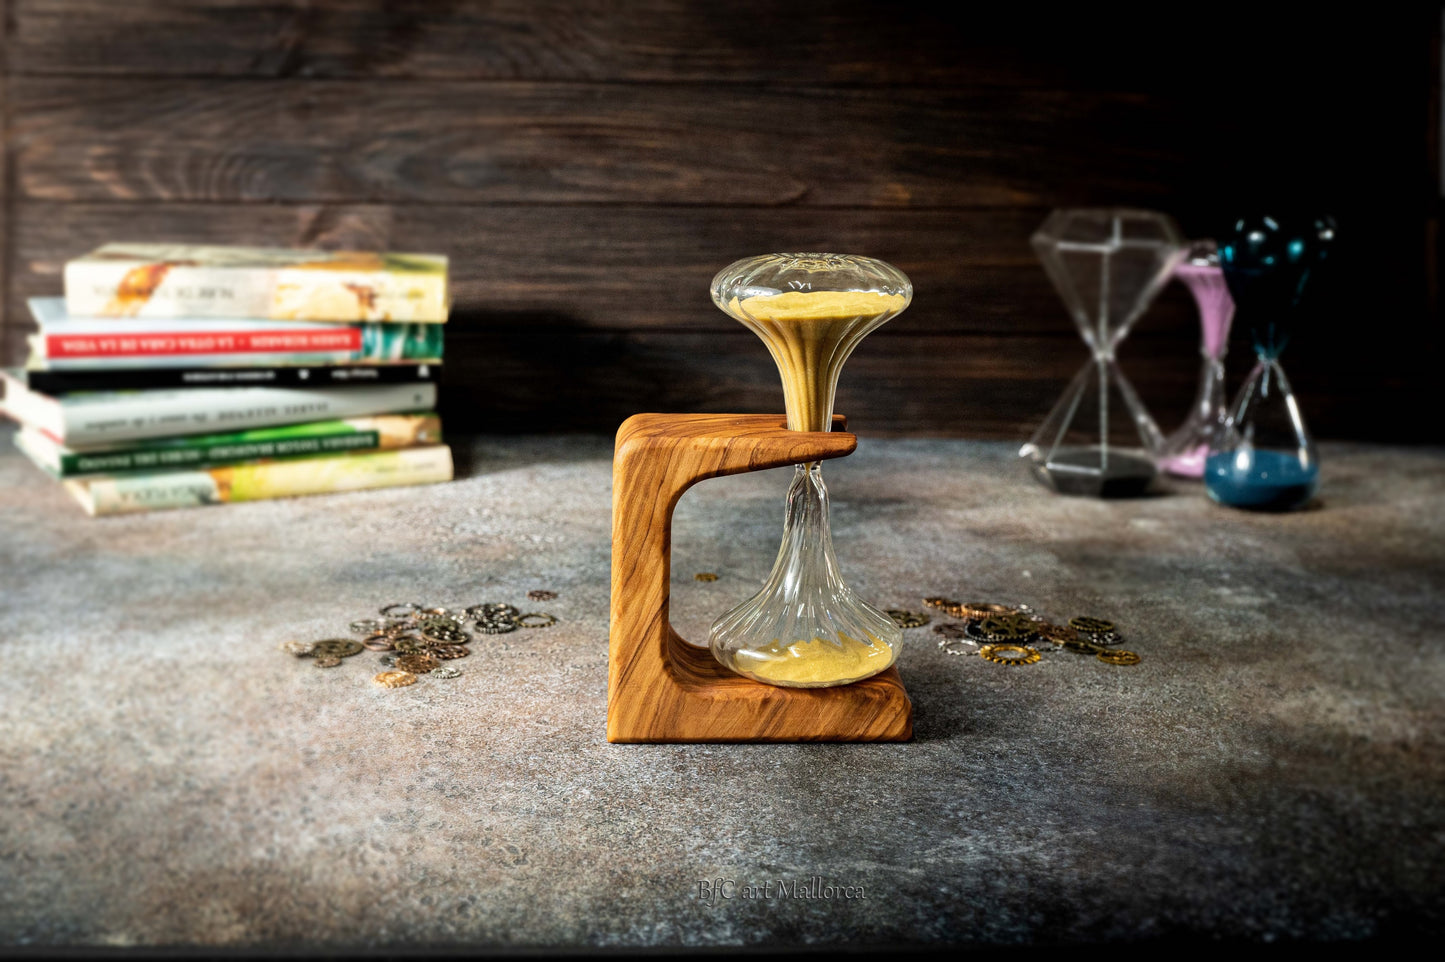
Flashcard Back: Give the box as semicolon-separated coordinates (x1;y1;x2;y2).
25;362;440;394
73;445;454;515
65;261;448;323
43;328;363;358
46;412;442;474
37;352;354;371
60;430;382;475
59;382;437;446
36;321;441;365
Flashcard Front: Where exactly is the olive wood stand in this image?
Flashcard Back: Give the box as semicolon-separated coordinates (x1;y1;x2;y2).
608;412;913;743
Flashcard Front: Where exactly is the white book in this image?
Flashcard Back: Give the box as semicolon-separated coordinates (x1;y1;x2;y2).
29;296;360;332
64;243;449;323
0;370;436;446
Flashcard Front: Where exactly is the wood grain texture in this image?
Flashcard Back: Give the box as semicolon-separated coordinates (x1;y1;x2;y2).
608;412;911;743
5;1;1004;81
440;328;1190;437
435;323;1406;442
2;1;1249;87
7;200;1098;332
0;0;9;369
9;77;1202;206
11;1;1427;114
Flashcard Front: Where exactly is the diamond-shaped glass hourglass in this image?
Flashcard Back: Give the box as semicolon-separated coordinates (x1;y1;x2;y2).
1205;215;1334;511
707;253;910;688
1020;209;1187;496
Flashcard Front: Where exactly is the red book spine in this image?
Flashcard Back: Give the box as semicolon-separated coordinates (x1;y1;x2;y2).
43;328;364;357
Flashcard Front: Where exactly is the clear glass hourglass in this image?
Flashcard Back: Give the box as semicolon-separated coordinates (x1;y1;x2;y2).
1159;239;1237;478
707;253;911;688
1019;209;1188;496
1205;215;1334;511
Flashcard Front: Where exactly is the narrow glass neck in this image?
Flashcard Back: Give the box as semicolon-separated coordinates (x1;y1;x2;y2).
780;463;837;556
1251;356;1285;399
756;463;843;595
1252;320;1291;362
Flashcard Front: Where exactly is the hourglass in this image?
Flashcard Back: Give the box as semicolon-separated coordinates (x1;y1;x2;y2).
1020;209;1187;496
707;254;910;688
1159;240;1236;478
1205;216;1334;511
605;253;914;743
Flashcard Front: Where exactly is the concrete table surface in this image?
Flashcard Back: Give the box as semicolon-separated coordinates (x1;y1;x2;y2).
1;425;1442;952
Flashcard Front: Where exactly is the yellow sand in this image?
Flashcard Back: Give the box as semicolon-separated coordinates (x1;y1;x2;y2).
729;290;907;432
729;633;895;686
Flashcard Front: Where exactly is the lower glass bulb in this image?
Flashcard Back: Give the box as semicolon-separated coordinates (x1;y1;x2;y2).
708;462;900;688
1205;358;1318;511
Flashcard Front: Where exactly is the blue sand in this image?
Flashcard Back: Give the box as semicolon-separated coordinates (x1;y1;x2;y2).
1205;450;1319;511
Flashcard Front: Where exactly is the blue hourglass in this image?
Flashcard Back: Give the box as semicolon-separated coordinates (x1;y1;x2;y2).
1205;215;1335;511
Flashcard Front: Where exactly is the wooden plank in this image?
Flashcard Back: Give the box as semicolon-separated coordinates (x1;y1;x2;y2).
5;1;1007;82
0;1;1213;86
7;201;1208;347
0;200;1203;439
437;326;1418;441
440;329;1117;438
7;2;1422;101
9;77;1201;206
6;201;1429;440
0;0;8;369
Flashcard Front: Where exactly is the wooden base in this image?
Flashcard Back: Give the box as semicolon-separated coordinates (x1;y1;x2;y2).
608;413;913;743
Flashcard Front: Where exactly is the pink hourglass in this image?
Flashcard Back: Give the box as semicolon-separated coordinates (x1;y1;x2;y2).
1159;240;1236;478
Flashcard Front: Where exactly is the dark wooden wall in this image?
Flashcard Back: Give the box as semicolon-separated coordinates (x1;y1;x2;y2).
0;2;1438;440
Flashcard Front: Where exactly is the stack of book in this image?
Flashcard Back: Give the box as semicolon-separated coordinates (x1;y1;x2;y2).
1;243;454;515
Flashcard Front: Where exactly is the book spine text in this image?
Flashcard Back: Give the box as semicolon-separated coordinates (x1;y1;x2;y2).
61;431;382;475
75;445;454;515
61;383;436;445
45;329;363;358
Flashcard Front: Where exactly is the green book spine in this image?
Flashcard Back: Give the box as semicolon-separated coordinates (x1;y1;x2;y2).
60;430;382;475
48;413;442;477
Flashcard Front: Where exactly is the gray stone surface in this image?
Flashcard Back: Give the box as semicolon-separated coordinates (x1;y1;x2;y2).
1;425;1442;951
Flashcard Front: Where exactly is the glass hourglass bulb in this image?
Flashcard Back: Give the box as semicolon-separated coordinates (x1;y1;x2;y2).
707;253;911;688
1205;215;1334;511
1159;240;1236;478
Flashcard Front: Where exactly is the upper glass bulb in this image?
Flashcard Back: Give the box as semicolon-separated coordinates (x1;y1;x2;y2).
711;253;912;432
1030;208;1186;353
